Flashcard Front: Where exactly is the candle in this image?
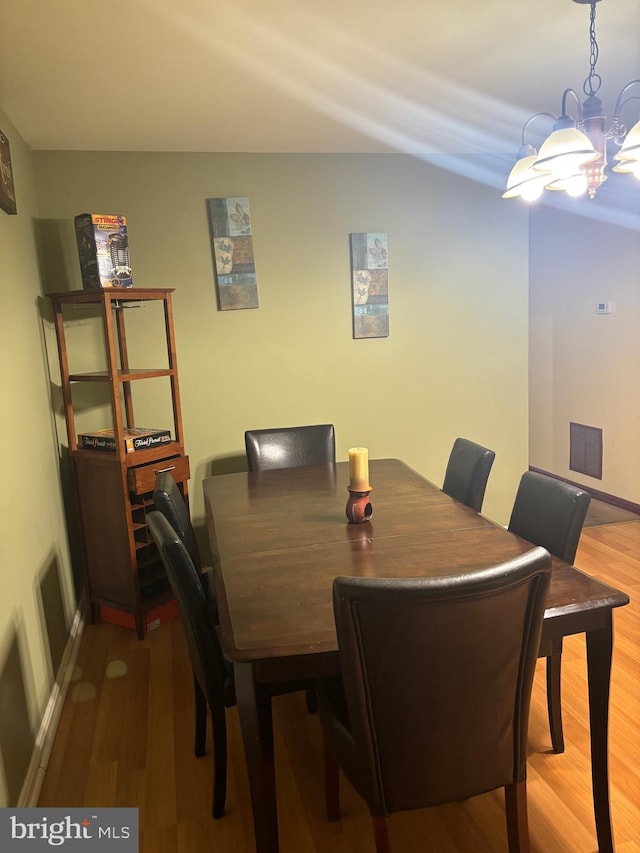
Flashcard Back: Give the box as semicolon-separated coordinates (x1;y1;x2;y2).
348;447;370;491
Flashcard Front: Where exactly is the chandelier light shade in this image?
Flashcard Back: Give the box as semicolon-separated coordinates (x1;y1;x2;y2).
532;123;598;178
502;146;551;200
612;161;640;179
503;0;640;201
614;118;640;163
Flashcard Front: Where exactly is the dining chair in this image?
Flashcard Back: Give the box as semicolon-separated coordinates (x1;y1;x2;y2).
147;510;236;819
441;437;496;512
508;470;591;753
244;423;336;471
317;546;551;853
153;471;217;621
148;507;315;818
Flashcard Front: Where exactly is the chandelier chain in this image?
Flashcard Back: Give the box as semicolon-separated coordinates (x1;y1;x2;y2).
583;1;602;98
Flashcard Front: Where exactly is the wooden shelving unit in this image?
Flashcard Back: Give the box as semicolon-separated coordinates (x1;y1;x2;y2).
49;288;189;638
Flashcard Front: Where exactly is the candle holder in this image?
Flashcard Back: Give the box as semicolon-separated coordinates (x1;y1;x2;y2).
346;487;373;524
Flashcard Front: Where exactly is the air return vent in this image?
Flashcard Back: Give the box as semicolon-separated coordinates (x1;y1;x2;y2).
569;422;602;480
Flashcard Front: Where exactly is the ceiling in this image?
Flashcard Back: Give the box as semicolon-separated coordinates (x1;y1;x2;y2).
1;0;638;155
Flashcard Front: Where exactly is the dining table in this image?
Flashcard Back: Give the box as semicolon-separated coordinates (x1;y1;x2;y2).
203;458;629;853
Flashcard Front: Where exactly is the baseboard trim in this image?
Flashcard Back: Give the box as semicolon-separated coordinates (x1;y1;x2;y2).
529;467;640;516
18;607;85;807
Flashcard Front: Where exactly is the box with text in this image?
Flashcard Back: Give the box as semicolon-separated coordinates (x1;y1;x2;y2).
74;213;133;288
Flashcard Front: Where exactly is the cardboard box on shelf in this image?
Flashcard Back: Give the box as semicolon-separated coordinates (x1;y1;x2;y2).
74;213;133;289
78;427;172;454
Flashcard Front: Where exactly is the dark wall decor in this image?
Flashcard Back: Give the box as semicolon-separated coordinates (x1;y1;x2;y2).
207;196;258;310
0;129;17;215
349;232;389;338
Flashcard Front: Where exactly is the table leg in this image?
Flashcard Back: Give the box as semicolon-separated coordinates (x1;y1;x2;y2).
585;615;614;853
234;662;279;853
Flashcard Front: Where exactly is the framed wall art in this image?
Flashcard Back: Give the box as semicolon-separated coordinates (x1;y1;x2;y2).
0;129;17;215
207;196;258;310
350;232;389;339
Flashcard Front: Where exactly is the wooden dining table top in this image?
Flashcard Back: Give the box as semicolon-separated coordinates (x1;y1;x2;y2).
203;458;629;665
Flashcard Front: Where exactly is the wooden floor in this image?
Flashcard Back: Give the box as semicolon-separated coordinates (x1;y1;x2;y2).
38;522;640;852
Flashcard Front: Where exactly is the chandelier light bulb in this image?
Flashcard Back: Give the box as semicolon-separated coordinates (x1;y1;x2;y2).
521;181;546;202
565;175;589;196
546;171;589;195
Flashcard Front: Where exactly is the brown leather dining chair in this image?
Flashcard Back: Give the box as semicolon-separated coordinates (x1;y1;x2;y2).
317;547;551;853
153;472;203;569
152;471;217;618
244;423;336;471
441;437;496;512
147;509;235;819
508;470;591;753
149;495;315;819
152;471;230;818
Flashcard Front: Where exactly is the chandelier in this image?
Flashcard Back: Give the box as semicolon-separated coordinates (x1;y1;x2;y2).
503;0;640;201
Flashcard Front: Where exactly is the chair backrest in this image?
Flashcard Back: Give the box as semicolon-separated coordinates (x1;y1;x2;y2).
245;424;336;471
508;471;591;563
147;511;228;702
441;437;496;512
331;546;551;815
153;471;202;570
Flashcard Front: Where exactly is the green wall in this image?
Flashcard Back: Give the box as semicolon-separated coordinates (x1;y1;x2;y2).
33;150;530;532
0;109;75;806
2;137;530;805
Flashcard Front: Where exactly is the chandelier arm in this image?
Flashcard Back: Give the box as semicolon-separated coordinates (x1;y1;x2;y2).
560;88;583;120
520;112;557;145
612;79;640;123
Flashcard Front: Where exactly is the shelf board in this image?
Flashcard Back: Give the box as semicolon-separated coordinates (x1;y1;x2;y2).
68;368;173;382
130;495;155;508
72;443;183;466
137;552;162;570
49;287;175;304
139;573;168;592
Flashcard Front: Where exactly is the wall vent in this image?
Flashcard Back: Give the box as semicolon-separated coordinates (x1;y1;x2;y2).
569;422;602;480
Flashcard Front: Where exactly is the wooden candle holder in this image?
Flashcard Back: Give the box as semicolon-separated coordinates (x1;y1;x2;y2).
346;487;373;524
